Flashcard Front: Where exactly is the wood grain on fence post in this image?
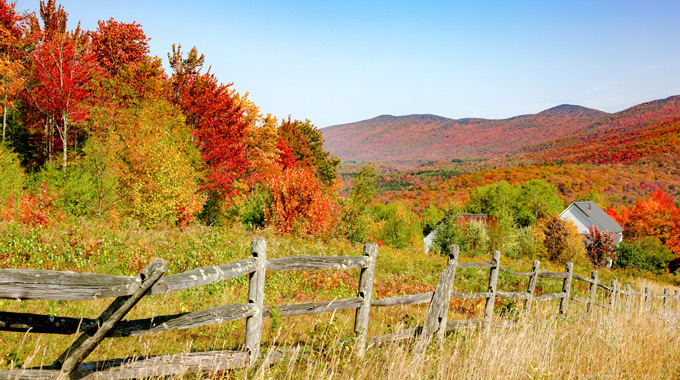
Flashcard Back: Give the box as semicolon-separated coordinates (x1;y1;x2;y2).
483;251;501;326
586;270;598;315
56;258;168;380
245;237;266;365
625;284;632;310
355;242;378;358
608;279;617;310
422;245;459;345
675;290;679;310
663;288;669;308
524;260;540;313
559;262;573;315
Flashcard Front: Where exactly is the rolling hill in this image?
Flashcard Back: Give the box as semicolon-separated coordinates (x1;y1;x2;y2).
322;96;680;167
323;105;608;163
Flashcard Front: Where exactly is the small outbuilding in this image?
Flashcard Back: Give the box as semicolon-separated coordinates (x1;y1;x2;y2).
559;201;623;245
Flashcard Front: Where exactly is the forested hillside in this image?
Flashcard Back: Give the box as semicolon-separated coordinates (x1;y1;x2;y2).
323;104;609;163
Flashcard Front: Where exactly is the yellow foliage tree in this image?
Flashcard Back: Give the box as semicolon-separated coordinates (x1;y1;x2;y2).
536;215;585;263
109;99;204;225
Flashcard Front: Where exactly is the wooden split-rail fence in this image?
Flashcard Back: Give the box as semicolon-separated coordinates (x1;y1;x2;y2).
1;239;678;379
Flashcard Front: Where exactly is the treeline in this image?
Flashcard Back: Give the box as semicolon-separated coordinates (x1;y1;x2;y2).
0;0;364;234
374;180;680;275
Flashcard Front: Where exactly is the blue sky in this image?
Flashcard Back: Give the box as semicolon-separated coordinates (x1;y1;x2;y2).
16;0;680;127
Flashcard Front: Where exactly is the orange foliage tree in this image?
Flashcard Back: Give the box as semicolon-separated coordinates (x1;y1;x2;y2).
607;189;680;257
264;167;335;236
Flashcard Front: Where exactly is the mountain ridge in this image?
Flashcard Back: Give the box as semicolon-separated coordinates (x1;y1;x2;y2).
322;96;679;165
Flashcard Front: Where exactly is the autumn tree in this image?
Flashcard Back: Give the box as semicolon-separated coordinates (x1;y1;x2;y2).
236;91;281;180
264;166;335;236
537;215;585;263
583;225;616;267
24;0;95;170
168;45;249;203
609;189;680;257
108;99;204;225
0;0;24;142
279;117;340;187
89;18;149;77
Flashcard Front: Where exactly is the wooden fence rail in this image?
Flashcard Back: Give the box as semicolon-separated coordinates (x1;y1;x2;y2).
1;239;679;380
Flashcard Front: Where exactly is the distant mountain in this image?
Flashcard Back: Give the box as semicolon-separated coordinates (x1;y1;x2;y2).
522;95;680;166
322;96;680;166
322;104;609;163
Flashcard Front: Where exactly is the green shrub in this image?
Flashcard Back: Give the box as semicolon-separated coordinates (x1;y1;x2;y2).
33;161;98;217
508;226;545;260
431;205;465;254
240;186;270;231
614;237;674;274
463;219;490;255
370;202;422;249
336;164;376;243
421;204;444;236
0;143;25;200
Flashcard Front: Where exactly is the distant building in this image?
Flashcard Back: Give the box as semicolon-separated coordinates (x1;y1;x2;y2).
559;201;623;245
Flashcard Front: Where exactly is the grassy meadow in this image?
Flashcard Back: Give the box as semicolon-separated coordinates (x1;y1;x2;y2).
2;218;679;379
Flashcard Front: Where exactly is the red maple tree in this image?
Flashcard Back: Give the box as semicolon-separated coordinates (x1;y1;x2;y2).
168;45;249;201
89;18;149;76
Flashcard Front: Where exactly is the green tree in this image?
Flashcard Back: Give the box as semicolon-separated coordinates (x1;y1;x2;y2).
466;180;563;227
421;204;444;236
466;181;517;218
515;179;564;226
431;204;466;254
279;117;340;187
337;164;377;243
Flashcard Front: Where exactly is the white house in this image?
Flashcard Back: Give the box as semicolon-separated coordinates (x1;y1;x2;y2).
559;201;623;245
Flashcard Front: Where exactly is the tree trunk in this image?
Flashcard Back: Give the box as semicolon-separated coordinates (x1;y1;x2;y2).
2;104;6;142
62;114;68;171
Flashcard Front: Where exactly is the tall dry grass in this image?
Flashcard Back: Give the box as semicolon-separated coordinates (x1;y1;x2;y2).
245;298;680;380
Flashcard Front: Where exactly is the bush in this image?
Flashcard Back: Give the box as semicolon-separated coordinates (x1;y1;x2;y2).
614;237;675;274
240;186;270;231
0;143;25;200
370;202;422;249
33;161;98;217
431;205;465;254
508;226;545;260
336;164;376;243
463;219;490;255
265;167;336;236
537;215;585;263
584;225;616;268
421;204;444;236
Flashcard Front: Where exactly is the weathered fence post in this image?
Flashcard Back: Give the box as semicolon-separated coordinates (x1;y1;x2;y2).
663;288;669;308
644;286;650;304
525;260;540;313
559;262;573;315
421;245;459;347
675;290;679;310
55;258;168;380
608;279;617;310
355;242;378;358
484;251;501;327
625;284;632;310
586;270;598;315
245;237;267;365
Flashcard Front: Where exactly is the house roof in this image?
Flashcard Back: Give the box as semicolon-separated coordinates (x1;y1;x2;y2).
562;201;623;233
